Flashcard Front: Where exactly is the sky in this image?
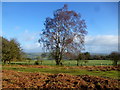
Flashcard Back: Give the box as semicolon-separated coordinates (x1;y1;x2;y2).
2;2;118;54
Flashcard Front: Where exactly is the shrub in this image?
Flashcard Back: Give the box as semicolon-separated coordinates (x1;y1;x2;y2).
34;60;39;65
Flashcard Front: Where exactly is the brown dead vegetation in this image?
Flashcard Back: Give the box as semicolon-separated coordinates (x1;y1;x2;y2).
2;70;120;89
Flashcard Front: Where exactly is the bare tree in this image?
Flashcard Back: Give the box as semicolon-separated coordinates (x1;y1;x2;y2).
39;4;87;65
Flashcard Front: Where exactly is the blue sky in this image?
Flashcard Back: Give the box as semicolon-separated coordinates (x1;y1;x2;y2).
2;2;118;54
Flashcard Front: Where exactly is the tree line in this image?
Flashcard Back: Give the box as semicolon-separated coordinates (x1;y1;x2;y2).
0;36;119;66
37;52;120;66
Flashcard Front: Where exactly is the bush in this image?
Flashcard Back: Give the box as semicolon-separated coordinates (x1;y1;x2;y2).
34;60;39;65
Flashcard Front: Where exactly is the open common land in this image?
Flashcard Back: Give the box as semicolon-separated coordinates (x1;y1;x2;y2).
2;60;120;89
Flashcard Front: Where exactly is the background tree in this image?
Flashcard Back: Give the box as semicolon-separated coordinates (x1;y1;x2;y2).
83;52;90;65
41;53;47;60
35;56;43;65
2;37;23;64
9;39;22;62
63;52;77;60
2;37;11;64
39;4;87;65
77;53;84;66
84;52;90;60
77;52;90;66
109;52;120;66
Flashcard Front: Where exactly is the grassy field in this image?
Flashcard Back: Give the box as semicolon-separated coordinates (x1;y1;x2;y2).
2;65;119;79
2;60;120;80
9;60;120;66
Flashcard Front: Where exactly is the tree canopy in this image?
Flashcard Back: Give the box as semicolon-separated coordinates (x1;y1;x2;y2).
109;52;120;66
1;36;23;64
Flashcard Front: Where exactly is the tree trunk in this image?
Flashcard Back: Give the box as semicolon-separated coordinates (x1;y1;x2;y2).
77;60;79;66
56;59;60;65
55;57;62;66
55;49;63;66
4;60;6;64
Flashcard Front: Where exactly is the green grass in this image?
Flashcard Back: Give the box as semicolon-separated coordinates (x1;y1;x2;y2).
3;60;120;79
3;65;120;79
9;60;120;66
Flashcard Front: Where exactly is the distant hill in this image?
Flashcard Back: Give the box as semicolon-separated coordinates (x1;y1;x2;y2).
90;53;109;56
26;52;42;60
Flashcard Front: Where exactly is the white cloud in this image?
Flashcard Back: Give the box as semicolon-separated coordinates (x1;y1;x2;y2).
24;42;40;50
18;29;42;52
85;35;118;53
21;32;118;53
22;42;42;52
21;29;36;41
